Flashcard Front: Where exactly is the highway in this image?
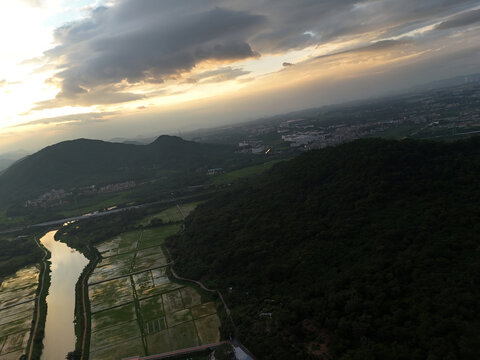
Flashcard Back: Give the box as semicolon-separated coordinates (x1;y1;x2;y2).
0;191;217;235
0;205;141;235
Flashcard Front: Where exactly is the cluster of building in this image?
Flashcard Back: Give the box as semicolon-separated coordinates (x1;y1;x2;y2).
237;140;268;154
82;181;136;195
98;181;136;193
25;181;137;208
235;79;480;152
25;189;71;208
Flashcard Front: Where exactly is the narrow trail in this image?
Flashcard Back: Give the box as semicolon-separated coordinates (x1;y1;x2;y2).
0;298;36;312
167;197;256;357
27;236;49;360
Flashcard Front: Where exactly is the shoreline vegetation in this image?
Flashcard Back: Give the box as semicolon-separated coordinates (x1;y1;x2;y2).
25;235;51;360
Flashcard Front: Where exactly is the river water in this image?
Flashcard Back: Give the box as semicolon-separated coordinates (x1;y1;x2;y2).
40;230;89;360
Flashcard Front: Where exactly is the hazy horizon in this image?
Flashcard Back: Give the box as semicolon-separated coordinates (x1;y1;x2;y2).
1;0;480;154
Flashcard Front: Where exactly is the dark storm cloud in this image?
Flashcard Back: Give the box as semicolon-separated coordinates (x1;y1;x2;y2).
39;1;265;108
244;0;478;51
435;9;480;30
38;0;480;109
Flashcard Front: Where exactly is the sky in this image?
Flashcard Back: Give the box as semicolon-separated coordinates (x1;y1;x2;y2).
1;0;480;154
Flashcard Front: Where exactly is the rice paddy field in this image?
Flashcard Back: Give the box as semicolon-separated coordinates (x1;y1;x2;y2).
0;265;40;360
88;225;221;360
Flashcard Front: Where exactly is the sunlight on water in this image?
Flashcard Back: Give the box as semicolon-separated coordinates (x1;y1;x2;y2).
40;230;89;360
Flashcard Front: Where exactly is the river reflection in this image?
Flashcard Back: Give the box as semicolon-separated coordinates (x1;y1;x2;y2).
40;231;89;360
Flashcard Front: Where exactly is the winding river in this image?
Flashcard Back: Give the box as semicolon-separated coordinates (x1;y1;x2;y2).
40;230;89;360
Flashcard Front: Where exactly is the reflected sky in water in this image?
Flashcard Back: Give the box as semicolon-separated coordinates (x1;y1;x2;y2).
40;230;89;360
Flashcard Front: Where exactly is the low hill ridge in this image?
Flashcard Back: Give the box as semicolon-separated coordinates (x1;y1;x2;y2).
0;135;234;204
168;137;480;360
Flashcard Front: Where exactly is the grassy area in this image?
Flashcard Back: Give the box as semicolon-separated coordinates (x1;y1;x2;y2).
208;159;287;185
137;202;201;226
138;225;181;250
59;191;132;218
0;208;25;228
376;123;424;139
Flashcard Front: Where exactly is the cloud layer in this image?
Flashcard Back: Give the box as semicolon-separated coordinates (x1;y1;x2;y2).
36;0;480;109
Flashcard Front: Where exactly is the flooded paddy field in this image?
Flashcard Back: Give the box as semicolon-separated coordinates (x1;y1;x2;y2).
0;265;40;359
88;226;221;360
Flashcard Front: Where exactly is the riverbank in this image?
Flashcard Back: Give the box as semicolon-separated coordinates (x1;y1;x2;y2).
40;231;89;359
52;232;101;360
75;246;100;360
26;235;51;360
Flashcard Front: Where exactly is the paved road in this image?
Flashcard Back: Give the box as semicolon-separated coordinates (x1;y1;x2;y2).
0;191;217;235
0;206;139;235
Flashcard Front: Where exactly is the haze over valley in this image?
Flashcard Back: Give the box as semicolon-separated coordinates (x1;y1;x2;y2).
1;1;480;360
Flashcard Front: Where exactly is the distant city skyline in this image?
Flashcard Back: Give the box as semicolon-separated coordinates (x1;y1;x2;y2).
1;0;480;153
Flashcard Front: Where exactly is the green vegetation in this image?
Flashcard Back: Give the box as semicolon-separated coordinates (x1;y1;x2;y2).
137;202;201;227
81;224;222;359
0;135;242;206
56;209;148;255
0;234;43;280
168;137;480;359
25;236;51;360
208;159;287;185
214;343;235;360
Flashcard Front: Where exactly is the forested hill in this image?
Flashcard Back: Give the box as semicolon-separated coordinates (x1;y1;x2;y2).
168;137;480;360
0;135;235;204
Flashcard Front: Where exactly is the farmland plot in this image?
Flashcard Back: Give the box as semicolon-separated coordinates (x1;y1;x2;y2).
0;265;40;359
88;225;221;358
89;277;133;312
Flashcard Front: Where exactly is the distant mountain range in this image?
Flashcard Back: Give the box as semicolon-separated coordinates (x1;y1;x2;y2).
410;73;480;92
0;136;235;205
0;150;30;173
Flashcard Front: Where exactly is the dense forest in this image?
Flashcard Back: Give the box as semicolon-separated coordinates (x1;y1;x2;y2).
168;137;480;360
0;233;44;280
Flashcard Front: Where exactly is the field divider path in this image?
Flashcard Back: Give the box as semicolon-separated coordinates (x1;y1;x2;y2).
130;274;148;356
0;298;36;312
130;230;148;354
88;264;173;286
27;236;49;360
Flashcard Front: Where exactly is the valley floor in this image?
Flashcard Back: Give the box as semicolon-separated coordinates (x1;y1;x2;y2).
86;206;222;360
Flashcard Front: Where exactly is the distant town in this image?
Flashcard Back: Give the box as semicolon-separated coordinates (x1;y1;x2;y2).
188;76;480;154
